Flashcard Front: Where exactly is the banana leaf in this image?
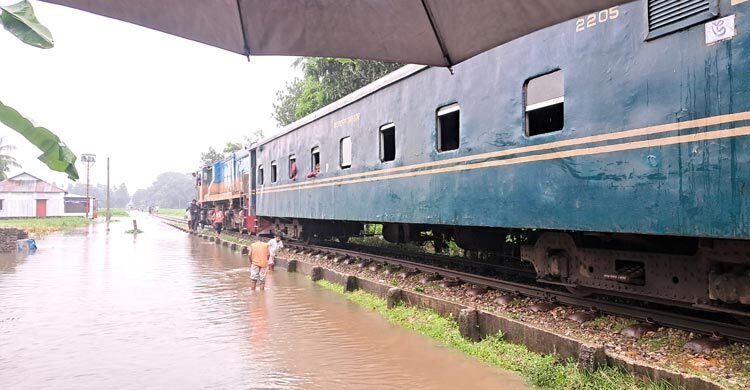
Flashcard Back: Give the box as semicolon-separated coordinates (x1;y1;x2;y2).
0;2;75;180
0;101;78;180
0;0;53;48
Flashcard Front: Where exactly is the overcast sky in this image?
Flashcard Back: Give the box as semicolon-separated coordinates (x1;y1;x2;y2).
1;1;298;191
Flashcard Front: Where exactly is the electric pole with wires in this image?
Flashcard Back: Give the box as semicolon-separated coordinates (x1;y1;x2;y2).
81;154;96;219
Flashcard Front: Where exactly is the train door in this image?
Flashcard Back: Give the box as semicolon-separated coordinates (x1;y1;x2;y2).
247;148;257;234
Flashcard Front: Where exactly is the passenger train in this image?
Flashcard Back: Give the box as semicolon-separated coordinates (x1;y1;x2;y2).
198;0;750;318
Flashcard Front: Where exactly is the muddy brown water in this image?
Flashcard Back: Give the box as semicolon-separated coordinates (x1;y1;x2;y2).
0;216;529;389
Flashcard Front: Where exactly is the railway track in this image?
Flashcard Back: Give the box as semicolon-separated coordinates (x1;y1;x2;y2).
154;215;188;224
285;242;750;344
155;215;750;343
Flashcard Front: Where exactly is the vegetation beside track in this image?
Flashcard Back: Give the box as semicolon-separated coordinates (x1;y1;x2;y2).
103;208;129;218
158;208;187;218
213;233;254;246
316;279;674;390
0;217;89;235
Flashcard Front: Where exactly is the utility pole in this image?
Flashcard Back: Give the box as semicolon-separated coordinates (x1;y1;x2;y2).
81;154;96;219
106;157;110;230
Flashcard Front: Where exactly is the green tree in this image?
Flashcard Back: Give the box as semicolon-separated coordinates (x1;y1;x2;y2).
66;182;105;205
244;129;265;145
200;147;224;166
131;188;148;208
0;136;21;180
223;142;242;154
0;1;78;180
65;182;130;207
273;58;402;126
203;131;265;166
111;183;130;208
131;172;194;209
272;78;304;126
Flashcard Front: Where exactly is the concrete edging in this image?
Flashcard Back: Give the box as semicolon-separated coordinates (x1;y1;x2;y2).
272;255;722;390
166;222;721;390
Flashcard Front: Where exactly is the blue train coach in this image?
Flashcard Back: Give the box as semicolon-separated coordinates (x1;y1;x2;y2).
247;0;750;318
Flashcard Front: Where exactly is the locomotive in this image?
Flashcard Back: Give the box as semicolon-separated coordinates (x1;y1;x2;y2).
199;0;750;320
196;149;251;231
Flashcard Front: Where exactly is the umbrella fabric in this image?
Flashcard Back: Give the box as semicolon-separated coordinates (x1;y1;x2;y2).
39;0;627;66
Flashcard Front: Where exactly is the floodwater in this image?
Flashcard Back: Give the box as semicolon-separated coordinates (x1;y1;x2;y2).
0;215;529;390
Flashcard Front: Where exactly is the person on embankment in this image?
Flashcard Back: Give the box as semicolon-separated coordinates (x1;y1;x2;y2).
212;206;224;238
267;233;283;271
189;199;201;232
248;241;271;291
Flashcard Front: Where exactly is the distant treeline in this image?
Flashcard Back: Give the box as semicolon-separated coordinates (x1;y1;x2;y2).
66;182;130;208
131;172;195;209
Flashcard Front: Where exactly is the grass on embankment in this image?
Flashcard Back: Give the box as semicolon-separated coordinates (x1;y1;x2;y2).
102;208;129;217
316;280;675;390
0;217;89;235
158;208;186;218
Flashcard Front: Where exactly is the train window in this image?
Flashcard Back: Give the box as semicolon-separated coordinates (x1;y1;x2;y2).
437;103;460;152
525;70;564;136
380;123;395;162
311;146;320;173
258;165;264;185
288;155;297;179
340;137;352;169
647;0;717;40
271;161;278;183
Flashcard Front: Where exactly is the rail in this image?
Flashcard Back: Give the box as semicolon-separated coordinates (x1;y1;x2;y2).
285;242;750;343
154;215;750;343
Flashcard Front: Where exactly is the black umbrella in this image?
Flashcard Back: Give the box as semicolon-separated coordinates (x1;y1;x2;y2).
40;0;627;66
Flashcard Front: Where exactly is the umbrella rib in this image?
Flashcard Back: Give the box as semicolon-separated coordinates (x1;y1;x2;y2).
235;0;251;58
419;0;453;69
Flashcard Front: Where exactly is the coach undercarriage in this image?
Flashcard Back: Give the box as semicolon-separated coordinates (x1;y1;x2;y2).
378;223;750;318
257;217;750;319
523;232;750;320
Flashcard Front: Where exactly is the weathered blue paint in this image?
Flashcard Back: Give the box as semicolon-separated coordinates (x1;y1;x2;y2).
253;0;750;240
212;161;225;183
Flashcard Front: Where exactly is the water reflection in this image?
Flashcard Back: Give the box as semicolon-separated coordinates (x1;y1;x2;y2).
0;216;527;389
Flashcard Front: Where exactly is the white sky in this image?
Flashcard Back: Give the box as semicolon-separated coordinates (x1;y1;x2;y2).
1;1;298;190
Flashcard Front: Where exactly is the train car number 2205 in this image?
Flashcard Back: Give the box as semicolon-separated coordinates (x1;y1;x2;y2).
575;7;620;32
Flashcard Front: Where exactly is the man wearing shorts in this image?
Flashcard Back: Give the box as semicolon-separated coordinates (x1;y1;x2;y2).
248;241;271;290
212;206;224;237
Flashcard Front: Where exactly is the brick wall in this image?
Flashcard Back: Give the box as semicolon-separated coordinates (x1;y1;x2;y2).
0;228;29;252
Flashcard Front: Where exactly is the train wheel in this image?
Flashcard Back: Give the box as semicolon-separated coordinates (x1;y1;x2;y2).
337;236;349;243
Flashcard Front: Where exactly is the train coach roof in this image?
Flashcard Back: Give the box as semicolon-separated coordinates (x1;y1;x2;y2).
200;148;251;170
255;64;429;147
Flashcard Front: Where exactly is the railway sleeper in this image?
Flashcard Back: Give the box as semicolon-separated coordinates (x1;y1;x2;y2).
521;232;750;319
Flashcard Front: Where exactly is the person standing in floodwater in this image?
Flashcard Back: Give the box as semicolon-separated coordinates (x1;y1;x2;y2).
248;241;271;290
267;234;283;271
212;206;224;238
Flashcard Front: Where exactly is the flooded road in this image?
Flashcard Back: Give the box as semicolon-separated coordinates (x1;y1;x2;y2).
0;216;528;389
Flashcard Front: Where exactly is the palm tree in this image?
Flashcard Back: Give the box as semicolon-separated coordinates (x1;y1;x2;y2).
0;136;21;180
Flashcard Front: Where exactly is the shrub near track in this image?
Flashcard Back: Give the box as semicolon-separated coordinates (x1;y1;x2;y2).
316;280;675;390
